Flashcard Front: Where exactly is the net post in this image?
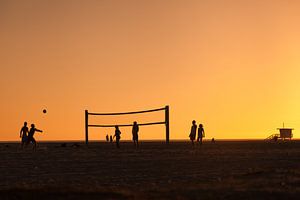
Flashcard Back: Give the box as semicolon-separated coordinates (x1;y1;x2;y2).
85;110;89;145
165;105;170;143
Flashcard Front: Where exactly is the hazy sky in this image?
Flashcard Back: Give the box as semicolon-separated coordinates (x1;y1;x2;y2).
1;0;300;141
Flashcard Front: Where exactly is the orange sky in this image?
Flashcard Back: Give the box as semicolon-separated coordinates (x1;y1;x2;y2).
1;0;300;141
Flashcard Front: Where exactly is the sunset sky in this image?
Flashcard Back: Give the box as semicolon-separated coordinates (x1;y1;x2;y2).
1;0;300;141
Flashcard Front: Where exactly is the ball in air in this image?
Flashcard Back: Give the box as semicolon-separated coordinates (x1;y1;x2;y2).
43;109;47;114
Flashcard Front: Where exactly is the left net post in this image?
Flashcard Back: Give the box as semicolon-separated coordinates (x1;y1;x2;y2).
85;110;89;145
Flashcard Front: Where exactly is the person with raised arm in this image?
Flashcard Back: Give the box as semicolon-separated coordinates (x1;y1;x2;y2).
27;124;43;151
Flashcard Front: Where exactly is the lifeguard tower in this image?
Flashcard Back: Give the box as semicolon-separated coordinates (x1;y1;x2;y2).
266;124;293;141
277;127;293;140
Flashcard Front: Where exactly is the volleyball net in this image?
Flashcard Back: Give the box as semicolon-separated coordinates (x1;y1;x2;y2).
85;106;170;144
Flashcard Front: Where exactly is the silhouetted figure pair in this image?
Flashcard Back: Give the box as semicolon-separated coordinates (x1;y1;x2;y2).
132;121;139;148
113;126;121;148
20;122;42;150
189;120;205;145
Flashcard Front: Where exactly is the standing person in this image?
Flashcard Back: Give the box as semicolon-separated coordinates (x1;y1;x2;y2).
106;134;109;142
197;124;205;145
113;126;121;148
20;122;29;148
189;120;197;145
132;121;139;148
27;124;43;151
110;135;113;143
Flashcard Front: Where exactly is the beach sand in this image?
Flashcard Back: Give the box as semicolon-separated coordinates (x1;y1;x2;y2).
0;140;299;199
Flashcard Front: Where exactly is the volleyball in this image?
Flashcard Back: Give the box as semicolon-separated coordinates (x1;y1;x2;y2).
43;109;47;114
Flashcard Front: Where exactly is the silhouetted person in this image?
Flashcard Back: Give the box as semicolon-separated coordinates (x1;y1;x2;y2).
20;122;29;148
110;135;113;143
132;121;139;148
27;124;43;151
211;138;215;143
197;124;205;145
189;120;197;145
113;126;121;148
106;134;109;142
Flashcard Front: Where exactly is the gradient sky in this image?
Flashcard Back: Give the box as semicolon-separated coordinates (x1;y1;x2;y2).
1;0;300;141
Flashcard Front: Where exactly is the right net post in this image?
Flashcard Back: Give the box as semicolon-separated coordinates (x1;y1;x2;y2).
165;106;170;143
85;110;89;145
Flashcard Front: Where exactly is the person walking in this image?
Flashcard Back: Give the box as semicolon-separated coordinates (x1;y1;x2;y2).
132;121;139;148
197;124;205;145
189;120;197;145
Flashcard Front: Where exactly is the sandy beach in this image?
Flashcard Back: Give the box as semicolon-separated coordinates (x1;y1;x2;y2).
0;140;299;199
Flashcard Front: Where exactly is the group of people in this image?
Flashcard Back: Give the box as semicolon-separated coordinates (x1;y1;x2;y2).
20;122;43;150
20;120;206;149
109;120;206;148
105;134;113;143
189;120;205;145
106;121;139;149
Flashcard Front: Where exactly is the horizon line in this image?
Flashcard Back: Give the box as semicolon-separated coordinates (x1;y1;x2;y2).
0;138;299;143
